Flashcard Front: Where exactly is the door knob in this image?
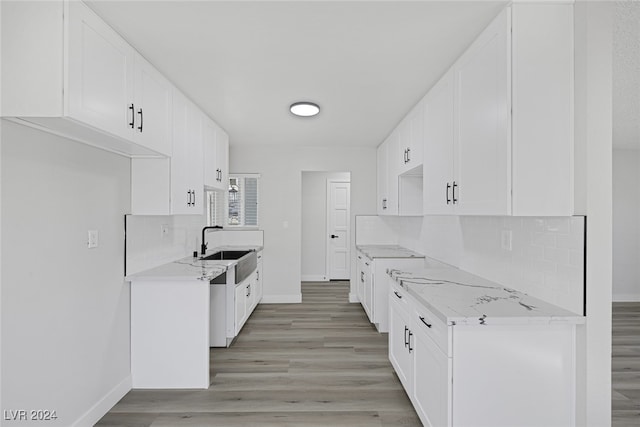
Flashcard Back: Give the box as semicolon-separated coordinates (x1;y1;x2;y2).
330;234;339;239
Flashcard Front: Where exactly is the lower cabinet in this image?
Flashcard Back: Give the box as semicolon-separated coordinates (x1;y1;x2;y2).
356;250;424;332
389;279;577;427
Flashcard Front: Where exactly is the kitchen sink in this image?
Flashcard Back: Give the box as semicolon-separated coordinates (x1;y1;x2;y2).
201;250;252;261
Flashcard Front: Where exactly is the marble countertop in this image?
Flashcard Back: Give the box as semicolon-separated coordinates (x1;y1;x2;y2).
356;245;424;259
389;264;585;326
126;246;262;282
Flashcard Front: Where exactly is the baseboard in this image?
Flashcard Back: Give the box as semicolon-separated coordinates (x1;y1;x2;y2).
260;294;302;304
613;293;640;302
301;275;328;282
349;293;360;303
72;375;132;427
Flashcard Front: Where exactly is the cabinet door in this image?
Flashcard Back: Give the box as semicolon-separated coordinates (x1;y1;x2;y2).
356;254;366;303
171;92;203;214
386;131;399;215
66;0;134;141
389;289;413;392
203;117;218;188
362;261;373;322
216;129;229;190
413;323;452;427
377;141;389;215
234;283;247;335
423;71;455;215
398;102;424;175
453;8;511;215
134;54;172;156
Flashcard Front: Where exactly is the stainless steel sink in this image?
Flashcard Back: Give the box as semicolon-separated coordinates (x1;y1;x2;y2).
202;250;257;284
201;250;252;261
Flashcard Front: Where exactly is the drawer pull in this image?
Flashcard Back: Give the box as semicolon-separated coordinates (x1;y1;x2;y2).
394;291;402;299
419;316;432;328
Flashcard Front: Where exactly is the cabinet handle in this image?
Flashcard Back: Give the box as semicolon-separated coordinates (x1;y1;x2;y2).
129;104;135;128
382;198;387;210
192;190;196;207
407;147;411;163
360;271;364;283
408;331;413;353
404;326;409;347
394;291;402;299
187;190;192;206
452;181;458;204
403;149;408;164
246;284;251;297
137;108;143;132
446;182;451;204
419;316;432;328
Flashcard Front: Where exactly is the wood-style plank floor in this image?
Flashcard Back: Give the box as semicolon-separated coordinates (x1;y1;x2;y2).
613;302;640;427
97;282;421;426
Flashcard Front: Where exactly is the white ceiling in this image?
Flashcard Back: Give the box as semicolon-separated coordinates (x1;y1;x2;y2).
86;0;506;148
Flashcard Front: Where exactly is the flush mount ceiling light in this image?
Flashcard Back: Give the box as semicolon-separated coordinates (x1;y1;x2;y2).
290;102;320;117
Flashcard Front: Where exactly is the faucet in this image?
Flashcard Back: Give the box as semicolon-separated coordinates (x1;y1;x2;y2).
201;226;223;255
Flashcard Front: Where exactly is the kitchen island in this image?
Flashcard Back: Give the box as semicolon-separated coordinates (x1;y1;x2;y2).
388;263;585;427
126;246;261;389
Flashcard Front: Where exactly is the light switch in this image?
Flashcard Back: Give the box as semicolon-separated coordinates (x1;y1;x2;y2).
87;230;99;249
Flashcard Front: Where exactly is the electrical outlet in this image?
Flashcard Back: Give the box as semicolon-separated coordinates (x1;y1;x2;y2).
501;230;512;251
87;230;99;249
160;224;169;238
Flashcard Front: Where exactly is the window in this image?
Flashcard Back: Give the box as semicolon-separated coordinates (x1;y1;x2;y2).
206;190;224;227
227;174;260;227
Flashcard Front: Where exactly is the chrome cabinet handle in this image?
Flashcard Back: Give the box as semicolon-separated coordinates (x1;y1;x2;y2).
129;104;135;128
137;108;143;132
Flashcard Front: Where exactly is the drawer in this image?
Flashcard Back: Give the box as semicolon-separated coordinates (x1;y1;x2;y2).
389;280;410;311
413;303;451;356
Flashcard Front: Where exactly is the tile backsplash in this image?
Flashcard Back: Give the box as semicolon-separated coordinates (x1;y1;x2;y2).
125;214;205;275
357;215;586;315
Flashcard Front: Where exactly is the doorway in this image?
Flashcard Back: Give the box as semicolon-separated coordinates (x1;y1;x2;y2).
301;171;351;282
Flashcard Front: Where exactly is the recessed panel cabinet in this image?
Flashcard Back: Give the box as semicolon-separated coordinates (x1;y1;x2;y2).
414;4;573;216
2;0;172;157
203;118;229;191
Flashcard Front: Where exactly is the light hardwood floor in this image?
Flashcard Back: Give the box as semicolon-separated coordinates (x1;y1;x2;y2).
612;302;640;427
97;282;421;426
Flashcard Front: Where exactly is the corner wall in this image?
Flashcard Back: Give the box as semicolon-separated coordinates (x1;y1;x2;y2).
229;145;376;303
613;149;640;301
1;121;132;426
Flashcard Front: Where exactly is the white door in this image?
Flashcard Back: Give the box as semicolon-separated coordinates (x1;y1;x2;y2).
327;181;350;280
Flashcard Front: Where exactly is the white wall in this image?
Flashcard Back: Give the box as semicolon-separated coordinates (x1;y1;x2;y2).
301;171;350;281
1;120;131;426
230;145;376;303
613;149;640;301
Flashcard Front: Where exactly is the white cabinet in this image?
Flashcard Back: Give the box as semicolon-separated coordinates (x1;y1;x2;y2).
377;135;399;216
453;7;511;215
423;71;455;215
420;4;574;216
131;90;204;215
234;280;248;335
389;279;577;427
388;284;413;393
2;1;171;157
172;91;204;214
133;54;173;156
203;118;229;191
356;250;424;333
397;102;424;175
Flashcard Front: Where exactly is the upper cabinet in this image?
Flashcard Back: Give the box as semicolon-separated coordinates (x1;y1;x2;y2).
203;118;229;191
2;0;171;157
402;3;574;217
397;101;425;175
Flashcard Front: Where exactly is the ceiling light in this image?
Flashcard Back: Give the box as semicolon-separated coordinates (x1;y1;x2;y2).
290;102;320;117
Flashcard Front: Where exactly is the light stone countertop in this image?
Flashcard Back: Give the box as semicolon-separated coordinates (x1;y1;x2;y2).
356;244;425;259
126;246;262;282
389;263;585;326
